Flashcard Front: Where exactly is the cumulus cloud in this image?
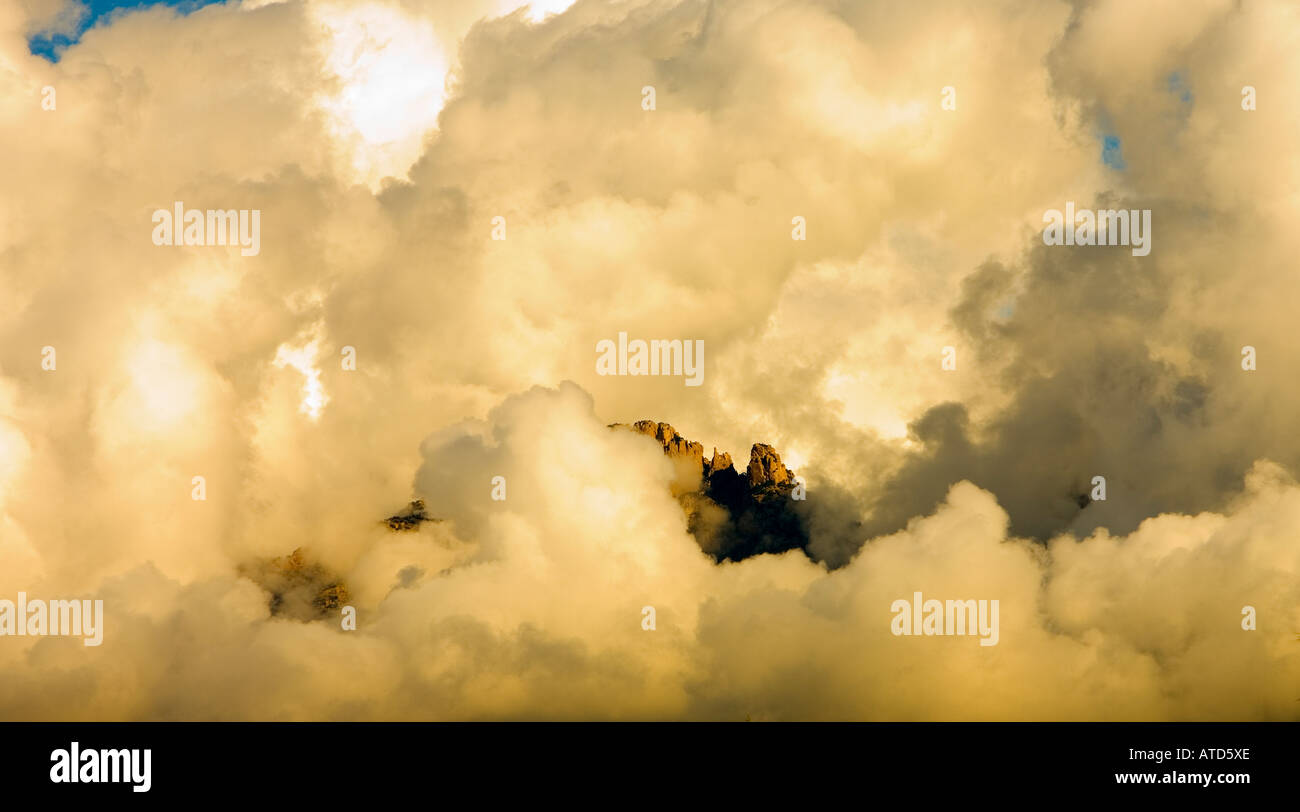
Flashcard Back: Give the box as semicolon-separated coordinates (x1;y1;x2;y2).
0;0;1296;719
2;382;1296;720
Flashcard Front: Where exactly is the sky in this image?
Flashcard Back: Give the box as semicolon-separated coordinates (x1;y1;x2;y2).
0;0;1298;721
27;0;225;61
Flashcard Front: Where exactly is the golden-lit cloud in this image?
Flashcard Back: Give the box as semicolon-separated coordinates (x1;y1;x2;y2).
0;0;1296;720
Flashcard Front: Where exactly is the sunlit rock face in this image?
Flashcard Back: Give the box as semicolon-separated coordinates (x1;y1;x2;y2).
609;420;810;562
241;548;351;621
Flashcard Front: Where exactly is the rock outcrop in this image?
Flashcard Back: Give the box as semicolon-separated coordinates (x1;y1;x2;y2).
385;499;434;531
241;547;350;621
374;421;814;568
610;420;809;561
748;443;794;488
707;448;733;477
613;420;706;477
610;421;795;483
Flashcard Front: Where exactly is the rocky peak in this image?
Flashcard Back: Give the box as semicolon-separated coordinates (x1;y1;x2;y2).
378;421;816;574
610;420;808;561
747;443;794;488
241;547;350;621
706;447;733;478
385;499;433;531
611;421;799;490
610;420;706;474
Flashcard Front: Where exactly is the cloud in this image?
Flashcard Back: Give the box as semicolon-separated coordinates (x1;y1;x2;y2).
1;381;1296;720
0;0;1296;719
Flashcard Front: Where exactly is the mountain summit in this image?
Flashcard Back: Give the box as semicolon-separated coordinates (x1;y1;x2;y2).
609;420;807;561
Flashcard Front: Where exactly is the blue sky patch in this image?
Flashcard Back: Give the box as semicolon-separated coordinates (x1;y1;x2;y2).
1101;134;1126;170
29;0;224;62
1167;71;1194;105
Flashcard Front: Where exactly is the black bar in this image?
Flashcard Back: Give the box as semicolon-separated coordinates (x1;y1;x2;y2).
0;722;1289;800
